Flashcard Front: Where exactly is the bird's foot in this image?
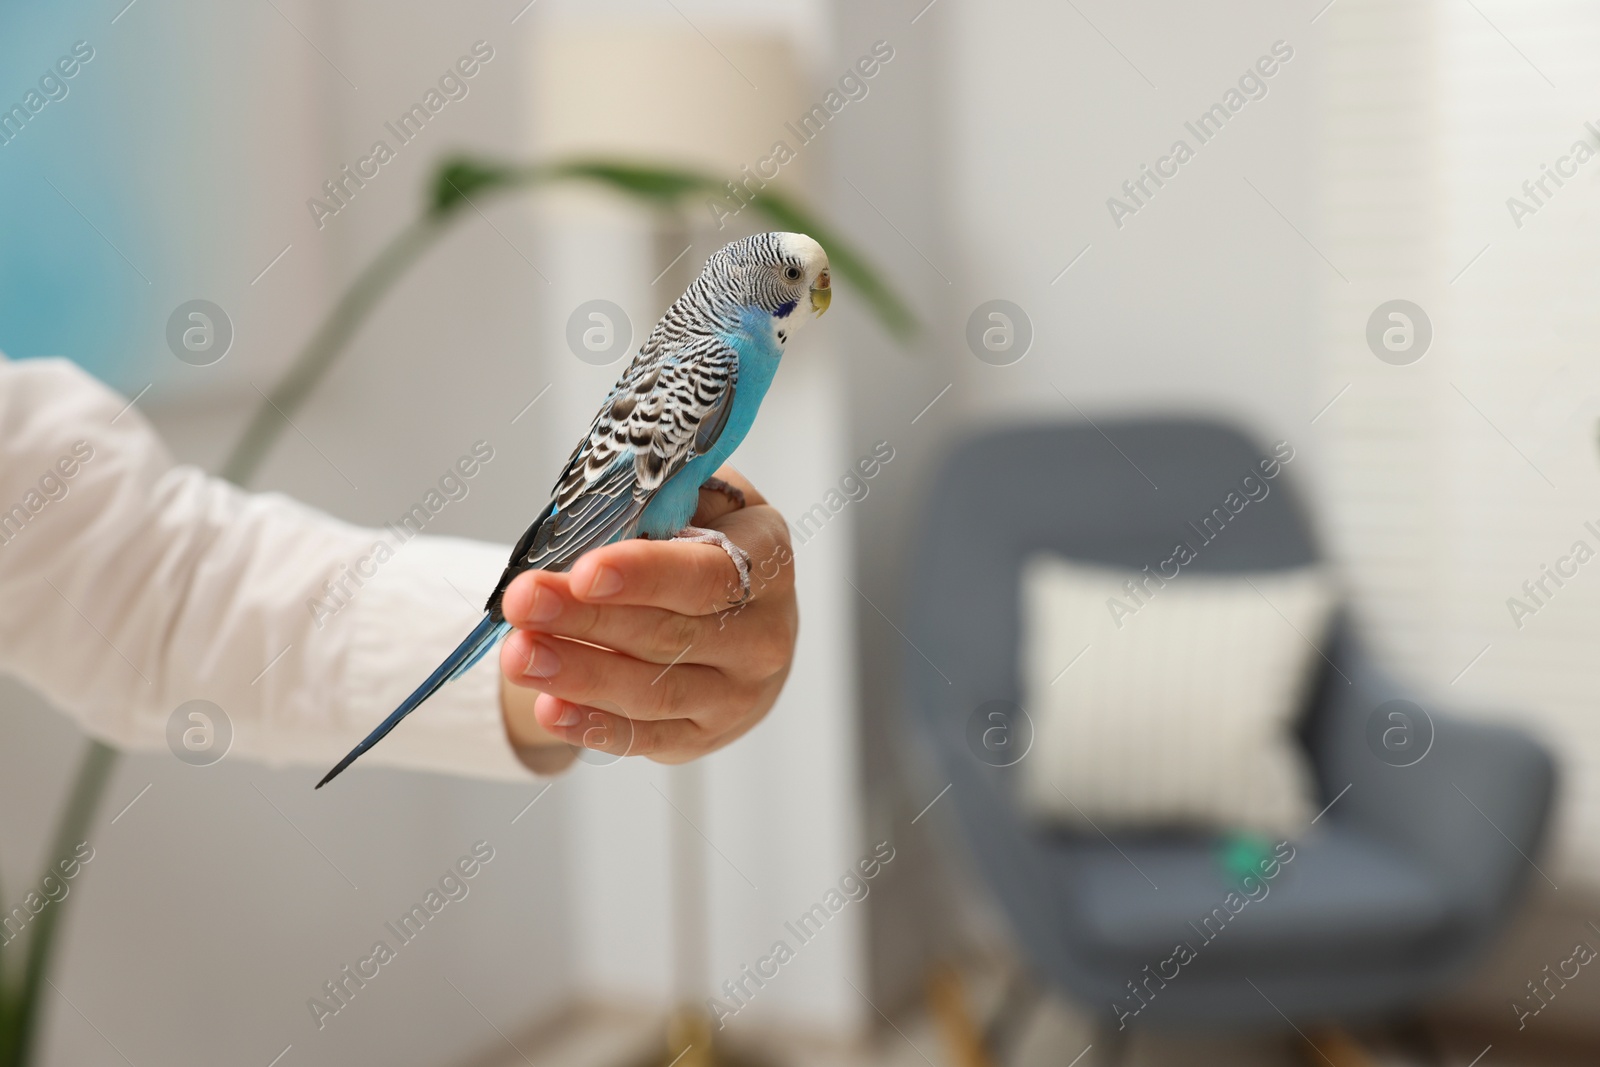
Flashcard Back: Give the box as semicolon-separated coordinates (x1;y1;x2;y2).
673;525;752;607
699;476;746;510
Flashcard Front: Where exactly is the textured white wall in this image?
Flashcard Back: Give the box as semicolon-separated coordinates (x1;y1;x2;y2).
828;0;1326;1010
1314;0;1600;882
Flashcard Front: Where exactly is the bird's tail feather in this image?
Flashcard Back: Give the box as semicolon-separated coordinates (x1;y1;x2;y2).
444;618;506;682
316;615;512;789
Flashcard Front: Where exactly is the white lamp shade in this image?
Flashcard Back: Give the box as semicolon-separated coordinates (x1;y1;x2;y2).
529;22;811;188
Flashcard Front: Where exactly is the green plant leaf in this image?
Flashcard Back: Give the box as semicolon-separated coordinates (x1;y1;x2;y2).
544;159;718;204
239;152;919;493
422;153;919;342
429;158;525;218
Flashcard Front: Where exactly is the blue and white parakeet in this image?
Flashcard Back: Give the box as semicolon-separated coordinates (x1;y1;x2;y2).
317;231;831;788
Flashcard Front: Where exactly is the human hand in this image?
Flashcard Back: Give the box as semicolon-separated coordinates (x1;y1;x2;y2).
497;467;796;770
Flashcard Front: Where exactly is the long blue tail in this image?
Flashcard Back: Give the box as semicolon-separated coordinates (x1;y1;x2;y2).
316;615;513;788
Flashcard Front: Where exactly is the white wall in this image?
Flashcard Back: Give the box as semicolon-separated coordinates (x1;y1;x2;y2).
828;0;1325;1007
1314;0;1600;880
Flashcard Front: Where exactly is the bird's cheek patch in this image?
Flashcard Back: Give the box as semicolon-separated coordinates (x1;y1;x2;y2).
773;299;797;319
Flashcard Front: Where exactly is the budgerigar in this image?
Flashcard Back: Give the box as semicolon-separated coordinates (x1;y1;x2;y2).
316;232;831;788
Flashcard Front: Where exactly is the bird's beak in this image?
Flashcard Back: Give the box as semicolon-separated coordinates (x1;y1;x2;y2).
810;269;831;316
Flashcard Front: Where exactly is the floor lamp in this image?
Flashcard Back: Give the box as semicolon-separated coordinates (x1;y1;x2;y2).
530;23;812;1067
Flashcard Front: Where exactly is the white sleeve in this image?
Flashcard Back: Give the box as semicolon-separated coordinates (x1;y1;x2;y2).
0;356;533;782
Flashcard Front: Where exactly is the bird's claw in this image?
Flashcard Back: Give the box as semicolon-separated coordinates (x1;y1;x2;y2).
672;525;752;607
699;477;746;510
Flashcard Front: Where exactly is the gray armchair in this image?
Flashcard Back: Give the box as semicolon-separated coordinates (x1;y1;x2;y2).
902;418;1555;1038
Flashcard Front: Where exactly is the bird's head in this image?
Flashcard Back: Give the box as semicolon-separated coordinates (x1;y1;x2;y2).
706;232;831;342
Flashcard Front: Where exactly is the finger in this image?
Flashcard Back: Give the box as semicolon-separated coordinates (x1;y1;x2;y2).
537;693;775;763
535;697;715;763
499;627;750;726
566;503;794;616
501;569;791;673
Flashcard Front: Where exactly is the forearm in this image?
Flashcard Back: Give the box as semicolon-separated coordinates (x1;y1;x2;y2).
0;358;543;780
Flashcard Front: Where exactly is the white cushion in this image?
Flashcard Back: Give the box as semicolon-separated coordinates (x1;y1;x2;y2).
1017;556;1333;837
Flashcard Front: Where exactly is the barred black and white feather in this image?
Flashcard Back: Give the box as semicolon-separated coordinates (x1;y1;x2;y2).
316;232;828;789
507;232;803;584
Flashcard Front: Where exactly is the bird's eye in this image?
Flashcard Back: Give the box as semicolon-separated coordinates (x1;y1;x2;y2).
783;265;802;281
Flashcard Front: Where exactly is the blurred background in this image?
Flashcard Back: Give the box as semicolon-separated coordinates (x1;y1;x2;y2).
3;0;1600;1064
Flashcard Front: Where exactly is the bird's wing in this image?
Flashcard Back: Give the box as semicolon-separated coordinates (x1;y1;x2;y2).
485;455;642;612
694;376;737;456
521;336;740;574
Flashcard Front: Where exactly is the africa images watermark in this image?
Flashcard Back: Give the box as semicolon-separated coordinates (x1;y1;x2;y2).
1510;921;1600;1031
307;840;496;1029
1103;440;1297;629
706;841;896;1029
1505;518;1600;630
788;440;895;547
0;40;95;149
1105;40;1296;229
0;842;95;950
705;40;896;230
306;41;495;230
1505;124;1600;230
0;440;96;549
1112;839;1297;1029
307;440;496;628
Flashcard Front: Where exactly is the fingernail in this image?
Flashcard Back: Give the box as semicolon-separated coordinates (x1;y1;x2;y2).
523;639;561;679
527;585;561;623
554;705;581;727
587;565;623;599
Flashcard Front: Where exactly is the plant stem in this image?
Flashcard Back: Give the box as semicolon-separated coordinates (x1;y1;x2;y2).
3;741;117;1067
221;215;451;486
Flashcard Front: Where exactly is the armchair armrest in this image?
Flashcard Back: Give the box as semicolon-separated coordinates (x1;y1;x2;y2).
1303;642;1557;928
